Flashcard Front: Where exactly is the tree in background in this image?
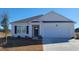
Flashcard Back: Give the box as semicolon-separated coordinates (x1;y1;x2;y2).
1;13;9;45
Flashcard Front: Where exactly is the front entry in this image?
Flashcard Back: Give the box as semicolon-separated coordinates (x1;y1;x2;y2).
32;25;39;37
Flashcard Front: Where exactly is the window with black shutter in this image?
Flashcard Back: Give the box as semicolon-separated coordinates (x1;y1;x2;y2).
26;26;29;34
15;26;17;34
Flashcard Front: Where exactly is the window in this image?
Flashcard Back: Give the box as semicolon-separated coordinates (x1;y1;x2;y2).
15;26;29;34
17;26;21;34
22;26;26;33
26;26;29;34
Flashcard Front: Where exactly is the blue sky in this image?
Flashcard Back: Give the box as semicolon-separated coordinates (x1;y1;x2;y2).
0;8;79;29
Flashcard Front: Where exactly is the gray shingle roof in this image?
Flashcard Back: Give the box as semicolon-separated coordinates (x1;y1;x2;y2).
11;15;43;23
11;11;75;24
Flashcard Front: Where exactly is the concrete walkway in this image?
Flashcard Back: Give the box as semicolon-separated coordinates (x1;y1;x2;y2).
43;39;79;51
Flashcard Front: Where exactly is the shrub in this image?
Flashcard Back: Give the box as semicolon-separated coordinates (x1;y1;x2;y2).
38;35;43;39
76;32;79;39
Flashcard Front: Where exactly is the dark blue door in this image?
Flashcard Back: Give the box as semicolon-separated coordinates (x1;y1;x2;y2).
32;25;39;37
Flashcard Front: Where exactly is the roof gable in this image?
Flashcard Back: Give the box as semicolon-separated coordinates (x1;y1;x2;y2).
39;11;75;23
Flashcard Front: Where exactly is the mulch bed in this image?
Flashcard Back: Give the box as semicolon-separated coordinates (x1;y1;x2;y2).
0;37;43;51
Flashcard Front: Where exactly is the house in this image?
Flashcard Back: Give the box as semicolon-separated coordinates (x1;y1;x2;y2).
11;11;75;40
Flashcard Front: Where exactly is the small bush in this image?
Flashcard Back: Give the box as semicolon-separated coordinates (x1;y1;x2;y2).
76;32;79;39
71;37;75;39
17;36;21;39
38;35;43;39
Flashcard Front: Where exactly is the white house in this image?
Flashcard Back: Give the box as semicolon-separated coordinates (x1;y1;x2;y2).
11;11;75;40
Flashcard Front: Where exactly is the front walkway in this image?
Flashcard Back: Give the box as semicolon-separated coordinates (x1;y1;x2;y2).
43;39;79;51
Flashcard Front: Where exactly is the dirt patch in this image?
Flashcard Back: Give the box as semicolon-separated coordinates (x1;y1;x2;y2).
0;44;43;51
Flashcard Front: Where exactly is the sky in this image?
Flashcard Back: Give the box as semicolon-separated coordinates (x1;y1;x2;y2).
0;8;79;29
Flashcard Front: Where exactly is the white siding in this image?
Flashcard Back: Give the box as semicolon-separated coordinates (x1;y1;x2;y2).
11;22;75;39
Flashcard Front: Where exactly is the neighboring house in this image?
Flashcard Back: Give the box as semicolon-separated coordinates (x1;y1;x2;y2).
75;28;79;32
11;11;75;39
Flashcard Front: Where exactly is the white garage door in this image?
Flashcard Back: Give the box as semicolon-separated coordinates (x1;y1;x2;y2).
41;23;73;39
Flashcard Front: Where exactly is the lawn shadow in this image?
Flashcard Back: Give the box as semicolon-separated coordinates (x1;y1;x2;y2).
0;36;72;48
42;38;71;44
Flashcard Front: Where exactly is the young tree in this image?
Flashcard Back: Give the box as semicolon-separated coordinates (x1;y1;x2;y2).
1;13;9;45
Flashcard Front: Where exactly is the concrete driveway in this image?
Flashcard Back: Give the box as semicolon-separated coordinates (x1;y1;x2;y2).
43;39;79;51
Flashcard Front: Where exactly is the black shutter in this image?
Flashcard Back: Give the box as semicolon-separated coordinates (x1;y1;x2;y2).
15;26;17;34
26;26;29;34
